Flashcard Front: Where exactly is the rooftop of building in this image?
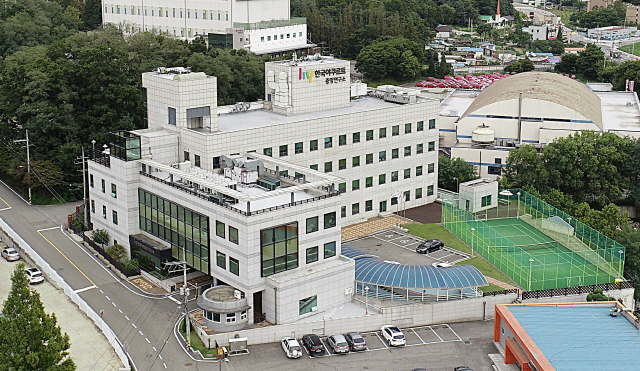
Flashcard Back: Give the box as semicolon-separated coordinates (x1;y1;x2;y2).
597;91;640;133
502;303;640;371
268;54;347;67
204;285;243;302
461;178;496;188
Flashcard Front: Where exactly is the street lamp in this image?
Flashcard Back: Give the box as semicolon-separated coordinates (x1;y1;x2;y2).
618;250;624;277
528;258;534;291
517;192;521;218
91;139;96;150
470;227;476;258
364;286;370;315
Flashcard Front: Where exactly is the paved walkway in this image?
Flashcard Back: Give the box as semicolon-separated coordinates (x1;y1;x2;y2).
0;255;123;371
486;276;522;293
342;215;412;241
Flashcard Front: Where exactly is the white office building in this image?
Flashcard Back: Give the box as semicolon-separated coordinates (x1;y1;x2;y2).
87;57;439;326
102;0;315;55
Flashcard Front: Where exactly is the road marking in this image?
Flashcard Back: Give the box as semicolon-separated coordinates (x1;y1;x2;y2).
430;327;444;342
73;285;96;294
37;230;96;286
105;296;110;300
375;332;389;348
412;328;426;344
139;330;144;336
99;289;104;293
0;207;11;212
118;309;123;313
111;302;117;307
125;316;130;321
37;225;60;232
167;295;181;304
152;346;157;352
0;195;12;209
0;179;29;205
159;354;163;360
163;363;167;369
145;338;151;344
132;323;137;329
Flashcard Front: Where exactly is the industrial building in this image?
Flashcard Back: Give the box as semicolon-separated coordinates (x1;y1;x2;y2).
588;25;637;41
438;71;640;178
493;302;640;371
87;56;440;326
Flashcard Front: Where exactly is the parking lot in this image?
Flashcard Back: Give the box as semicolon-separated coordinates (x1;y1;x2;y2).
301;324;463;358
345;229;470;266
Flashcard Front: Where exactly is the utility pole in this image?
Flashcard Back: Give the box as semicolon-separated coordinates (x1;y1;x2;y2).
14;130;32;204
75;147;89;227
165;261;191;348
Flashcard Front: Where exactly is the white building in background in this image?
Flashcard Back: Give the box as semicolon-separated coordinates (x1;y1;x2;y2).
87;56;439;326
588;26;638;41
102;0;316;55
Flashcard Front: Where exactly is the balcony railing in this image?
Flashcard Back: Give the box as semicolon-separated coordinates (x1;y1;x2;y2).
88;148;110;168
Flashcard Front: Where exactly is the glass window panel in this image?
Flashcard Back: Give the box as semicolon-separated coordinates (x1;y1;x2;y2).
324;241;336;258
274;256;287;273
306;246;318;264
186;225;193;240
287;254;298;269
275;241;286;257
262;229;274;246
306;216;318;233
217;251;226;268
275;225;287;242
229;226;239;244
324;212;336;229
230;258;239;275
170;203;177;218
186;252;193;265
262;244;274;260
287;223;298;238
151;209;158;223
287;238;297;254
216;221;225;238
263;262;274;276
201;246;208;260
193;256;201;271
178;221;185;235
185;210;192;225
157;199;164;213
201;261;209;274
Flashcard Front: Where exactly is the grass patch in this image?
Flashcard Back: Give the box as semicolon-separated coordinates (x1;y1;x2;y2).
479;283;507;292
180;324;215;357
363;77;409;88
549;8;576;25
620;43;640;57
405;223;518;288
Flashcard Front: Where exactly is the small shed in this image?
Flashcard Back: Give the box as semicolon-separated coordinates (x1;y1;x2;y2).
458;178;498;213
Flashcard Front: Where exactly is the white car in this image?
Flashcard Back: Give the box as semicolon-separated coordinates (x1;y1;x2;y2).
1;248;19;262
281;337;302;359
381;325;406;346
432;261;453;268
24;267;45;284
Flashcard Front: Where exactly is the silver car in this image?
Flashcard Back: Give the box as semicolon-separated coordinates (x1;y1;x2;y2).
327;334;350;354
345;332;367;351
1;248;19;262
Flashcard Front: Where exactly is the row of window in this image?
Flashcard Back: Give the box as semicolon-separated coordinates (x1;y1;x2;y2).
308;147;436;175
335;164;434;191
260;33;303;42
216;251;240;276
340;186;434;216
90;175;117;198
91;200;119;225
215;220;239;244
305;212;336;233
204;310;247;323
272;140;435;161
106;6;229;22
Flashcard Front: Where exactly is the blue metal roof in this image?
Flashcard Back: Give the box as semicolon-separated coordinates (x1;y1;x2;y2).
508;305;640;371
341;245;487;289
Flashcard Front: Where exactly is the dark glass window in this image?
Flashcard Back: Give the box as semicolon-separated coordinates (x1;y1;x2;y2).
324;212;336;229
324;241;336;258
306;246;318;264
306;216;318;233
261;223;298;276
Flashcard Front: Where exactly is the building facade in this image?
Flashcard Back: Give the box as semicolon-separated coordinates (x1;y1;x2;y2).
87;57;439;325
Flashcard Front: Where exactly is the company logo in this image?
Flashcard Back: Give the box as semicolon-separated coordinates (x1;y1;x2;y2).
299;67;347;84
299;68;314;82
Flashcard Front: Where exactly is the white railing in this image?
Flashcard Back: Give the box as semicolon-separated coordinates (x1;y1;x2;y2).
0;218;130;369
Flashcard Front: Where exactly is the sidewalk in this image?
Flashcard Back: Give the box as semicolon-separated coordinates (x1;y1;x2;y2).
0;257;123;370
486;276;522;293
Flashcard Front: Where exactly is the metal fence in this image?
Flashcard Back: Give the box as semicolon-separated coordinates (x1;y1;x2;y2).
0;217;131;369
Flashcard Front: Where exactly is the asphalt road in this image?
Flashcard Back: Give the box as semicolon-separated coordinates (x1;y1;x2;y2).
0;183;210;371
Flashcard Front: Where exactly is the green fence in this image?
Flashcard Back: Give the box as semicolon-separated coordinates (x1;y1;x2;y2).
441;189;625;290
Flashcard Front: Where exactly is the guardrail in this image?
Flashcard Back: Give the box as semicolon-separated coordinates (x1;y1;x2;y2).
0;217;131;369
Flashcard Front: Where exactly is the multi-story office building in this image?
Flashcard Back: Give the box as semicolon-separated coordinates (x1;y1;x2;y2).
87;56;439;325
102;0;315;55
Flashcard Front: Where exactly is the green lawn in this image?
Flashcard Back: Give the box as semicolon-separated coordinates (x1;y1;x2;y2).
180;326;215;357
548;8;575;25
405;223;518;291
620;43;640;57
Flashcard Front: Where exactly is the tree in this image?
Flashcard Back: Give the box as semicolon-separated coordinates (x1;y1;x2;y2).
613;226;640;298
105;244;127;261
502;145;547;191
554;53;578;74
476;22;493;39
355;37;424;80
189;36;208;54
504;58;535;73
92;229;110;247
0;263;75;370
438;156;479;191
82;0;102;30
573;202;630;238
576;43;604;80
438;52;452;77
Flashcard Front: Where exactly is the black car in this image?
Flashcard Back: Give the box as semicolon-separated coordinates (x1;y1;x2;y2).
302;334;325;356
416;239;444;254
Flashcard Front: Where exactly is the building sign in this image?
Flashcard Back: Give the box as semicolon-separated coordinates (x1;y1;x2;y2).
299;67;347;84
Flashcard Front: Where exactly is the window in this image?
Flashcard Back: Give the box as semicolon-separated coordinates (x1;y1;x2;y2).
279;145;288;157
379;174;386;185
391;197;398;206
226;313;236;323
379;200;387;212
404;190;410;202
295;142;303;154
353;132;360;143
112;211;118;225
306;216;318;233
274;35;277;40
310;140;318;151
392;148;399;159
417;166;423;176
428;141;435;152
261;36;265;42
287;33;290;38
405;123;411;134
339;159;346;170
213;157;220;169
306;246;318;264
404;168;411;179
379;128;387;138
428;163;435;173
417;121;424;131
90;174;94;188
300;295;318;315
91;200;95;213
310;164;318;170
481;195;492;207
168;107;176;125
366;130;374;141
417;143;424;154
338;183;346;193
339;134;347;146
216;221;225;238
261;223;298;276
267;36;271;41
324;212;336;229
341;206;346;218
366;177;373;188
488;158;502;175
404;146;411;157
184;151;190;161
352;156;360;167
299;32;303;37
324;137;332;148
293;32;296;37
217;251;226;269
352;203;359;215
229;226;238;244
194;155;201;167
365;200;373;211
392;125;399;136
111;183;117;198
352;179;360;191
416;188;423;199
263;147;272;157
366;153;373;164
230;257;239;276
212;313;221;322
427;185;434;196
379;151;386;162
429;118;436;129
101;179;105;193
324;161;332;173
391;171;398;182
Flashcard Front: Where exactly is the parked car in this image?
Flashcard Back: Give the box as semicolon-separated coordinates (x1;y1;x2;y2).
327;334;350;354
1;247;20;262
416;239;444;254
381;325;406;346
415;81;428;87
454;367;474;371
432;261;453;268
302;334;325;356
345;332;367;351
24;267;44;284
281;337;302;359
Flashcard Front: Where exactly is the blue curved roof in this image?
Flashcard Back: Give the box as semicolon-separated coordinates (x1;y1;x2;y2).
342;245;487;289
